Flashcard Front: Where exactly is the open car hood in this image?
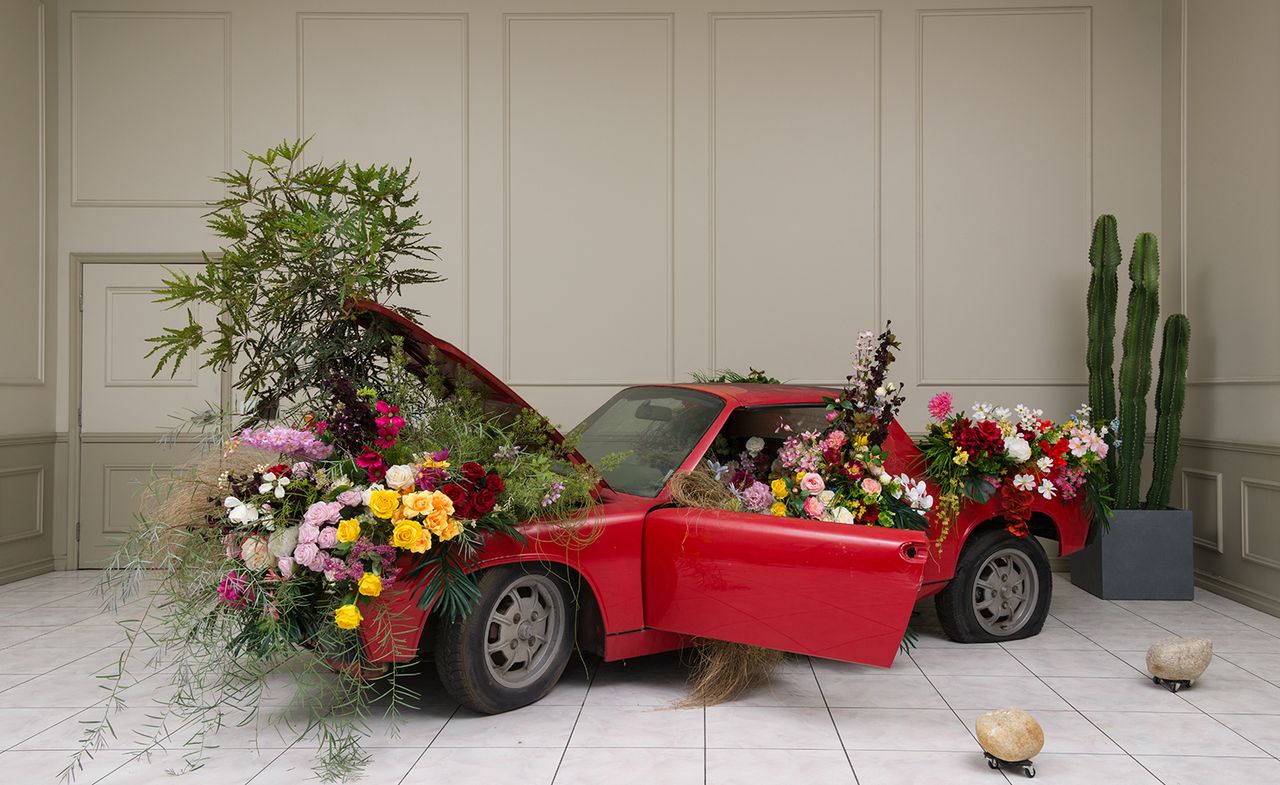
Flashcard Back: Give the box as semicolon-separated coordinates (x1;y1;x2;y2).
350;300;592;472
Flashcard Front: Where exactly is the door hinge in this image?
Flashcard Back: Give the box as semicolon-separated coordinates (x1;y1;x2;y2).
77;406;82;428
78;292;83;312
75;520;81;542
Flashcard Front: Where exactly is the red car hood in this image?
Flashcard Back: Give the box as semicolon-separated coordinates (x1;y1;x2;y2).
349;300;592;471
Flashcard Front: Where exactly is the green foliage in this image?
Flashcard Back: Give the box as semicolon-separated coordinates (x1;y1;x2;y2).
1115;233;1160;509
691;367;782;384
147;138;443;423
1147;314;1191;510
1086;214;1121;476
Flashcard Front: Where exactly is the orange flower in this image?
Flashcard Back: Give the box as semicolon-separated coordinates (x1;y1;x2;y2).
400;491;434;518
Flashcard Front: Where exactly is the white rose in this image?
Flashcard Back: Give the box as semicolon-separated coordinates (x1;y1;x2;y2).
817;490;835;506
875;386;887;397
240;535;272;571
384;464;416;491
745;437;765;456
833;506;856;524
1004;436;1032;463
267;526;300;559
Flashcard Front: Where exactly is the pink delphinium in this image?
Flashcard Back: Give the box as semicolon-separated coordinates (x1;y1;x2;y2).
927;392;954;422
236;426;333;461
217;571;255;609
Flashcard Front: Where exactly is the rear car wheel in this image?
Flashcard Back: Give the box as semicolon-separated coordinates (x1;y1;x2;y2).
935;527;1052;643
434;565;575;713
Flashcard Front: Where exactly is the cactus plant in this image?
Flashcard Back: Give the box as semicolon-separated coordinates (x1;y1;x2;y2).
1086;215;1121;474
1114;232;1161;510
1147;314;1191;510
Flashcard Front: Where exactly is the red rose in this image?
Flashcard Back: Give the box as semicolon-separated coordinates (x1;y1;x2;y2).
440;483;467;504
485;473;504;493
461;462;485;482
454;500;473;519
474;490;497;515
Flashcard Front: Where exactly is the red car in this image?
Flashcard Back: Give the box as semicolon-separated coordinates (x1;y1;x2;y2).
356;303;1092;713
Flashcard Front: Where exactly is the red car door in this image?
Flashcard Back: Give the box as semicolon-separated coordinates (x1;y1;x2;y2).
643;507;929;667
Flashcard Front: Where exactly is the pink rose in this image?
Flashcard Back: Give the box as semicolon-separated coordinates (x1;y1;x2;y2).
799;473;825;494
803;496;825;518
277;556;295;579
298;522;320;545
317;526;338;549
337;489;364;507
303;501;342;528
860;477;882;495
825;411;839;422
293;541;321;571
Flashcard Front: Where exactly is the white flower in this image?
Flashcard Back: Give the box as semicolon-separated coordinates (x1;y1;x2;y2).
1004;436;1032;463
1068;437;1088;458
267;526;300;559
1036;456;1054;473
832;506;856;524
745;436;765;456
874;386;887;398
818;490;835;506
223;496;260;524
887;382;897;392
258;472;290;499
994;406;1011;421
1013;473;1036;491
878;473;892;486
240;535;272;571
384;464;416;491
1038;479;1057;500
328;474;352;490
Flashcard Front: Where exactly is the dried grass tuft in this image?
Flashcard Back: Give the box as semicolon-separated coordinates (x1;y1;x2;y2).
139;447;278;549
679;641;786;707
667;469;740;512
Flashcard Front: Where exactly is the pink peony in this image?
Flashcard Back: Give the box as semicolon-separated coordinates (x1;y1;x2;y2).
825;411;839;422
799;473;825;494
860;477;883;495
927;392;954;422
317;527;338;549
803;496;825;518
739;481;772;513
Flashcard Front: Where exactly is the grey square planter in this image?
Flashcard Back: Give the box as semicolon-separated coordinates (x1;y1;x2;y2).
1070;508;1194;600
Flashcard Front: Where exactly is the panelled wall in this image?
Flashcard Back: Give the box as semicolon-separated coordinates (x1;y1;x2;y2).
1164;0;1280;615
0;0;58;584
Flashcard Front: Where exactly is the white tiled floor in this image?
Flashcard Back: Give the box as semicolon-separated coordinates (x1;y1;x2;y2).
4;571;1280;784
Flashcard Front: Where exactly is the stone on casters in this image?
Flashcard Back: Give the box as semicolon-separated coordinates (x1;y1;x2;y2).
975;707;1044;763
1146;637;1213;684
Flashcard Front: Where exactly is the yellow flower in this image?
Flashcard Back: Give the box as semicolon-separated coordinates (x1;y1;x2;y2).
336;518;361;543
854;433;869;447
368;489;401;519
358;573;382;597
391;520;423;550
400;491;433;518
953;450;969;467
419;455;450;470
771;479;788;499
411;528;432;553
794;471;805;483
334;603;362;630
770;502;787;517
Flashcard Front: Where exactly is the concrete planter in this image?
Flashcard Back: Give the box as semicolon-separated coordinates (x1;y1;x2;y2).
1069;508;1194;600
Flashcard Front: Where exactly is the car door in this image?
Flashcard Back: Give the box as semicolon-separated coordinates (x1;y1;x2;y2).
643;507;929;666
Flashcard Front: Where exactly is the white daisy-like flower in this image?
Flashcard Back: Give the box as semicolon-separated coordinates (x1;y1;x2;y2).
258;472;290;499
1038;479;1057;500
1013;474;1037;492
1036;456;1054;473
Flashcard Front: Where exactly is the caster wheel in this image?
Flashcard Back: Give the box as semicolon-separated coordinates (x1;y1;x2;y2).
987;756;1000;770
1023;764;1036;778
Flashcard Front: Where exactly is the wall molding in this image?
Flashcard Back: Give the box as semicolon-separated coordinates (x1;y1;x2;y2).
0;465;45;544
1196;570;1280;619
1241;476;1280;571
914;6;1092;387
1180;436;1280;457
501;12;675;386
0;556;54;586
707;10;881;381
69;10;231;207
0;432;57;448
79;432;204;444
1181;467;1223;553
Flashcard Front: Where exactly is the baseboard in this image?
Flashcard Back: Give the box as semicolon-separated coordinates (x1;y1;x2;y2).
1195;571;1280;619
0;556;55;586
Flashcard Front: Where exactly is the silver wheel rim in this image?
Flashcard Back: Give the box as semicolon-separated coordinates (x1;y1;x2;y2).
484;574;565;689
972;547;1039;636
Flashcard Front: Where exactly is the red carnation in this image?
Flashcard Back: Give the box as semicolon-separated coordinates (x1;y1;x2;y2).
461;462;486;482
485;473;504;493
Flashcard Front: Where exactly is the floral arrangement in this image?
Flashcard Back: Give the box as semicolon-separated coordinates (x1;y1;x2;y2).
917;394;1112;539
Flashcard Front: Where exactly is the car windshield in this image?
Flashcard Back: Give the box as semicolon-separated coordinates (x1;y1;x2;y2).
572;387;724;497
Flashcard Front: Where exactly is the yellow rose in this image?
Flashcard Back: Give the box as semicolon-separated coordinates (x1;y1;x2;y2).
410;528;432;554
368;489;401;519
358;573;382;597
334;603;362;630
400;491;433;518
771;479;788;499
336;518;361;543
391;520;423;550
770;502;787;517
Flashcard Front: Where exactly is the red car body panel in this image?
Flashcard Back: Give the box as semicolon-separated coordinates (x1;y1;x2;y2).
352;304;1093;666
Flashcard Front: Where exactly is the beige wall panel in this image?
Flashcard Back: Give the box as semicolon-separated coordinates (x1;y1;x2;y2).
1182;468;1222;552
299;12;468;347
0;440;55;584
1242;477;1280;572
710;13;877;383
918;8;1090;385
1183;0;1280;384
504;14;672;385
0;0;45;385
71;11;228;205
81;263;222;432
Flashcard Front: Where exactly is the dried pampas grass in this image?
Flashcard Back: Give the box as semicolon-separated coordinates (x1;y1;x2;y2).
139;447;278;547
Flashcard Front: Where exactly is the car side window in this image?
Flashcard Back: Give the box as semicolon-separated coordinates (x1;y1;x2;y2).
707;405;828;476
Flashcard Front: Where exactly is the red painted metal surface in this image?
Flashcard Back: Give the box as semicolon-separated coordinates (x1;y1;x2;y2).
643;507;929;666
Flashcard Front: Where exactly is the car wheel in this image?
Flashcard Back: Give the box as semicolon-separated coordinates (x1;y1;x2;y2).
935;527;1052;643
434;565;575;714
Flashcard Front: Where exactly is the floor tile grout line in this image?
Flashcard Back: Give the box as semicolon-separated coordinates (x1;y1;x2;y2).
906;649;1014;784
545;655;598;784
395;701;461;785
807;656;860;785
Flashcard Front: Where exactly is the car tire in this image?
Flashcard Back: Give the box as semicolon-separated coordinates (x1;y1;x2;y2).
935;526;1052;643
434;565;575;714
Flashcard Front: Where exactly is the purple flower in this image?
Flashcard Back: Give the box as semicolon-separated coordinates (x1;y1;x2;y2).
217;571;254;609
541;481;565;508
236;426;333;461
738;481;773;513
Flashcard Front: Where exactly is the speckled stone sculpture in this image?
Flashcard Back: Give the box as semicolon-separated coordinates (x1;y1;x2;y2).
1147;637;1212;691
976;707;1043;777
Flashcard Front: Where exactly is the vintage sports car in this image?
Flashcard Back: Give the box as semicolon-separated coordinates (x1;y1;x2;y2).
355;303;1092;714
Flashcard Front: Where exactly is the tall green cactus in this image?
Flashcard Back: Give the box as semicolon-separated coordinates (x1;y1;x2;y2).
1114;233;1160;510
1086;215;1121;475
1146;314;1191;509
